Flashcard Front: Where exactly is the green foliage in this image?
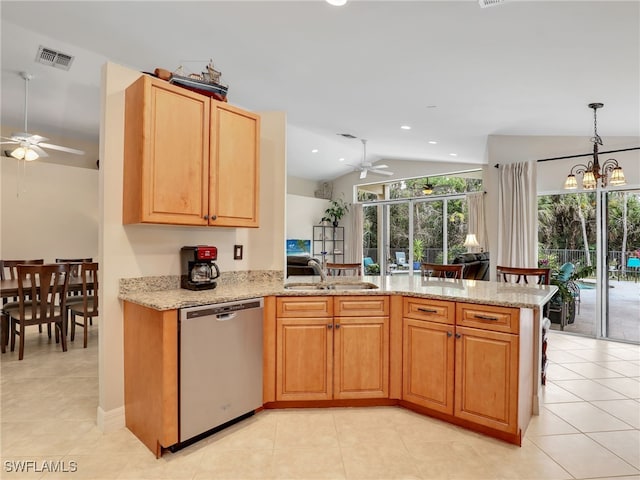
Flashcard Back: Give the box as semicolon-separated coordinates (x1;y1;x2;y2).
365;263;380;275
413;238;425;263
322;198;349;225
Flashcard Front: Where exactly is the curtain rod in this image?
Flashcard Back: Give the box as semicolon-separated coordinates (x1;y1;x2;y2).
493;146;640;168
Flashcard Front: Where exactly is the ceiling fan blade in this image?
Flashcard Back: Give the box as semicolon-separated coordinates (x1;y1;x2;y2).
11;132;49;143
0;140;18;145
359;169;367;179
29;145;49;157
372;164;389;169
38;142;85;155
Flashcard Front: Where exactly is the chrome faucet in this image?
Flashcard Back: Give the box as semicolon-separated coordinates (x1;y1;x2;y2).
307;258;327;282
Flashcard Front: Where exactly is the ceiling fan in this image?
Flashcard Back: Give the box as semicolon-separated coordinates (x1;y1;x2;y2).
1;71;85;161
349;139;394;179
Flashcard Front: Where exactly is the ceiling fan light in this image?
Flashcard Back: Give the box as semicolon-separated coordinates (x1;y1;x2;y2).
326;0;347;5
10;147;26;160
24;148;39;161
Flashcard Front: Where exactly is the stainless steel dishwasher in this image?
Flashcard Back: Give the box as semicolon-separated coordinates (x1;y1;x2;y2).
179;298;263;444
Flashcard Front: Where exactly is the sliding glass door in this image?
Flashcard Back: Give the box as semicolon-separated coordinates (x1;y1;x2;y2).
604;189;640;342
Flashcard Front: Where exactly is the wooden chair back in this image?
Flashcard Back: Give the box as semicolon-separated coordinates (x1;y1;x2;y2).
326;262;362;276
496;266;551;285
55;258;93;277
1;259;45;281
421;263;464;279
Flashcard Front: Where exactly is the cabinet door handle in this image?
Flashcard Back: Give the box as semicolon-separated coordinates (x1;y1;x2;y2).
335;323;340;329
327;324;333;330
417;307;438;313
473;314;499;321
447;331;453;337
203;215;209;220
455;333;461;339
210;215;217;221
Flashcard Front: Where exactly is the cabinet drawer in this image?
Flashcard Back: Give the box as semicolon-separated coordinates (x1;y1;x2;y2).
404;298;454;325
456;303;519;334
334;296;389;317
277;297;332;318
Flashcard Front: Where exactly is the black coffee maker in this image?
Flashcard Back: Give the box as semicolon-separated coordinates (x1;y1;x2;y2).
180;246;221;290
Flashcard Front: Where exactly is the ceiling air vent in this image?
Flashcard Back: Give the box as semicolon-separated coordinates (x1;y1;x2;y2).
479;0;507;7
337;133;357;139
35;46;75;71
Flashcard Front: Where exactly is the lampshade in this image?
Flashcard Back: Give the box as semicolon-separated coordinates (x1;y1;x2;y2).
609;166;626;186
463;233;480;248
564;174;578;190
582;170;597;189
10;146;39;161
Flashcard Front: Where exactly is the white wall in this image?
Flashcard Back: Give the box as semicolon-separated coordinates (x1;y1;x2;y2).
0;156;99;261
99;62;286;430
286;193;329;253
287;176;321;197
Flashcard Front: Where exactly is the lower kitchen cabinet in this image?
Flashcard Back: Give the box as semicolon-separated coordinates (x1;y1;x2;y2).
275;296;390;401
403;318;454;414
123;301;178;457
454;325;519;433
402;297;455;414
276;316;333;401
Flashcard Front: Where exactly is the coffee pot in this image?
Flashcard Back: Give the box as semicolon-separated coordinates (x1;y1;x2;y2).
180;246;220;290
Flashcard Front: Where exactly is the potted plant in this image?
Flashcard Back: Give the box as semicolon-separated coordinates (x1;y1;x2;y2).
413;238;425;269
322;198;349;227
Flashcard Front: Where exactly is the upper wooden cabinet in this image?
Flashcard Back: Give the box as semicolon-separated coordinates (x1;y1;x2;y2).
123;75;260;227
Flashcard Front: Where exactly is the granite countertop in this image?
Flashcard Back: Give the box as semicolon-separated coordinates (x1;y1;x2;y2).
119;271;558;311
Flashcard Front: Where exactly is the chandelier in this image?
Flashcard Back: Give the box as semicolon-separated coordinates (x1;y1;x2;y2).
564;103;626;190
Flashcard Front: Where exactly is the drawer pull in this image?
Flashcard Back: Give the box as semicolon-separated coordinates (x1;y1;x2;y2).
417;307;438;314
474;314;499;321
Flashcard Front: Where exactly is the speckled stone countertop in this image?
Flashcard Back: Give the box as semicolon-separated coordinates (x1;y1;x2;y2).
119;271;558;311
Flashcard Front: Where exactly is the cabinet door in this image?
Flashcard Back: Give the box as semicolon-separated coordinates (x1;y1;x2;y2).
333;316;389;399
276;317;333;401
209;102;260;227
454;326;519;433
123;75;209;225
403;318;454;414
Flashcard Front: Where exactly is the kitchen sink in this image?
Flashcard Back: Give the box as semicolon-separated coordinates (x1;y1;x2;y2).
284;282;379;291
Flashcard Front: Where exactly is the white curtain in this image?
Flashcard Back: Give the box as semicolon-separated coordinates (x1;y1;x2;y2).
466;192;487;252
498;161;537;268
349;203;364;264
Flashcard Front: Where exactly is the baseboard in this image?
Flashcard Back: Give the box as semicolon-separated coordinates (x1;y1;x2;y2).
97;405;126;433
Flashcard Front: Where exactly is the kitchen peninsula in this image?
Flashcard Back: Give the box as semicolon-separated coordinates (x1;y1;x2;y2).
120;272;556;457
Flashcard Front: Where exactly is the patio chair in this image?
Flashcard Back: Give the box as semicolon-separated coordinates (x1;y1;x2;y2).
395;251;409;269
626;257;640;282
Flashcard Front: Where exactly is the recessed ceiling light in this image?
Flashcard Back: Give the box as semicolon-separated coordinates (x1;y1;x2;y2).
326;0;347;5
339;157;345;162
311;149;319;153
449;153;457;157
400;125;411;130
428;141;438;145
426;105;437;109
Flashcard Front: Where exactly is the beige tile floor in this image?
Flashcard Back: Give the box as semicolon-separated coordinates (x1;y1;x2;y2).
1;325;639;479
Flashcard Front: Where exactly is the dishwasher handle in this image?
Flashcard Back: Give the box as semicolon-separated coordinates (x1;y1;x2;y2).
216;312;238;321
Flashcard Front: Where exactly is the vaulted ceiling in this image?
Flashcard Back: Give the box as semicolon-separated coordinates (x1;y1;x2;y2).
1;1;638;179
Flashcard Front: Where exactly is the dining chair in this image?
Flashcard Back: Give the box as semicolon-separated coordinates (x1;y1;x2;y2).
4;263;70;360
496;265;551;285
420;263;464;279
55;258;93;277
1;259;45;354
326;262;362;276
496;265;552;384
68;262;99;348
